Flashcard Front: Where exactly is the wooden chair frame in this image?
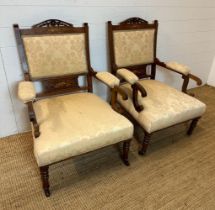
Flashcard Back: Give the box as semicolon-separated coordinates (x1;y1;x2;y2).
14;19;131;197
108;17;202;155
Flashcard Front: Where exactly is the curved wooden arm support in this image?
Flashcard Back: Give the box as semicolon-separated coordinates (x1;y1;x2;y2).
131;83;147;112
91;69;128;111
111;86;128;111
115;86;128;100
135;82;147;97
155;58;202;95
181;75;190;94
189;73;202;86
27;102;40;138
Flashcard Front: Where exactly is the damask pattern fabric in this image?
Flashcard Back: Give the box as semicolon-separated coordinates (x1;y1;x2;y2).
23;34;88;79
165;61;191;75
32;93;133;166
113;29;155;67
96;72;120;88
117;68;139;84
118;80;206;133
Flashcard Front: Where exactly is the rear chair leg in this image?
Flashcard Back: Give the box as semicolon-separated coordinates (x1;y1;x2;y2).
40;166;50;197
139;132;151;155
122;140;131;166
187;117;200;136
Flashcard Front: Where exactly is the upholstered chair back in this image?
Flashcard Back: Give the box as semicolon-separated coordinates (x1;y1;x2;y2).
14;20;93;97
22;33;88;79
108;18;158;80
113;28;155;67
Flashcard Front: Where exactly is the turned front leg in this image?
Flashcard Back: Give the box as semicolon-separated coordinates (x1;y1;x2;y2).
40;166;50;197
187;117;200;136
122;140;131;166
139;132;151;155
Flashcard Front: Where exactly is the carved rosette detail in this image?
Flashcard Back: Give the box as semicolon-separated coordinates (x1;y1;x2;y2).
120;17;148;25
33;19;73;28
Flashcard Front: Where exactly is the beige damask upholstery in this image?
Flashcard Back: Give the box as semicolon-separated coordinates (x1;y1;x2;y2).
113;29;155;67
33;93;133;166
117;80;206;133
117;68;139;84
96;72;120;88
23;34;87;79
18;81;36;103
165;61;191;76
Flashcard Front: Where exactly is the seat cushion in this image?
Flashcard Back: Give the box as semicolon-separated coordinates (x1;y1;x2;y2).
118;80;206;134
33;93;133;166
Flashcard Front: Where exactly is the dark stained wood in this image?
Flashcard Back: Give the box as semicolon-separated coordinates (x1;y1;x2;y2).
40;166;50;197
138;132;151;156
41;76;79;90
33;19;73;28
120;17;148;25
122;140;131;166
151;64;156;80
187;117;201;136
110;88;118;111
21;27;85;36
27;102;40;138
189;73;202;86
14;24;29;74
135;82;147;97
131;84;144;112
110;86;128;112
131;82;147;111
115;86;129;100
84;23;93;92
35;76;86;99
182;75;190;94
121;64;151;79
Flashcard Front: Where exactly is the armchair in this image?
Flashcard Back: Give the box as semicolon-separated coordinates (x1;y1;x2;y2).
108;17;206;155
14;19;133;196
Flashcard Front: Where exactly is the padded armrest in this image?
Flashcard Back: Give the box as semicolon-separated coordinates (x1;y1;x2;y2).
116;69;146;112
18;81;36;103
156;58;202;95
117;68;139;85
165;61;191;76
96;72;120;88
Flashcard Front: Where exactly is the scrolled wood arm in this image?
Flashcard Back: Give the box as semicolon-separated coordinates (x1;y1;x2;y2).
155;58;202;94
131;83;147;112
115;86;128;100
189;73;202;86
135;82;147;97
110;86;129;111
116;68;147;112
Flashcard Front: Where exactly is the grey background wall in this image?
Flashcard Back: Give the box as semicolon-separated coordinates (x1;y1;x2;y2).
0;0;215;138
208;56;215;86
